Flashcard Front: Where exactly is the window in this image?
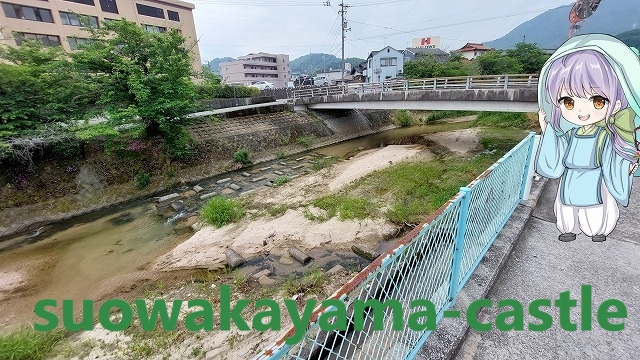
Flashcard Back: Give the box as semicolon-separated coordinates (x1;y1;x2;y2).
143;24;166;33
15;32;61;47
380;57;397;67
99;0;118;14
59;11;99;28
167;10;179;21
2;3;53;23
136;3;164;18
67;37;94;50
65;0;95;5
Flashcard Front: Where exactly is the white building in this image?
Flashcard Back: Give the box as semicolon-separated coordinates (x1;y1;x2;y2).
364;46;404;83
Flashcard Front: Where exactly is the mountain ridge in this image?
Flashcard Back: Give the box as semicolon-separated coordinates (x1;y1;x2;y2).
486;0;639;49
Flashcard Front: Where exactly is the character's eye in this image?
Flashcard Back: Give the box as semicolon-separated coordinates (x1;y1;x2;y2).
591;96;608;110
559;97;575;110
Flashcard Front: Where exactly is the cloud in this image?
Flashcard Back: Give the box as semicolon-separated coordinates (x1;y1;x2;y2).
191;0;572;61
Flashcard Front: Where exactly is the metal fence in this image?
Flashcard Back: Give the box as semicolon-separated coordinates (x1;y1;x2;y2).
256;132;536;360
291;74;539;100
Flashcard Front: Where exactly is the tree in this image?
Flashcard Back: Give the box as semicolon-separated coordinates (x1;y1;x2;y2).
72;19;197;135
475;50;523;75
505;42;549;74
0;41;93;136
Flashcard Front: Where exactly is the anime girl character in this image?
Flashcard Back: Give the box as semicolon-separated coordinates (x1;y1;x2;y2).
535;33;640;242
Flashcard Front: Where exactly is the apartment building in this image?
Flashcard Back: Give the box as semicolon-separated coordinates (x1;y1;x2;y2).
0;0;202;71
220;52;290;88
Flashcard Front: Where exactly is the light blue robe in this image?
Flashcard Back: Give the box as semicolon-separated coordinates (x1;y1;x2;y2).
535;126;633;207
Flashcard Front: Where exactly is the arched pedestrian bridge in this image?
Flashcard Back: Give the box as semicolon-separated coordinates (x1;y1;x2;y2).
290;74;539;113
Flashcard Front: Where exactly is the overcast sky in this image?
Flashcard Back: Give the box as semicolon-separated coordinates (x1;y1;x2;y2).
189;0;574;62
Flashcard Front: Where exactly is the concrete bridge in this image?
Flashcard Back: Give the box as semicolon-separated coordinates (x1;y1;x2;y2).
290;74;539;113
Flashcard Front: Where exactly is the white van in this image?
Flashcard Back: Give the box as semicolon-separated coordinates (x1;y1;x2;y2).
313;76;328;86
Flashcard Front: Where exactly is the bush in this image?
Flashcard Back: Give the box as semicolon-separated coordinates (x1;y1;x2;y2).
233;149;251;165
296;135;316;148
135;172;151;190
200;196;246;227
394;109;413;127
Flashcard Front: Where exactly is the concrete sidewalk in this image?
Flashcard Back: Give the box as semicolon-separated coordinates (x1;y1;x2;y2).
454;178;640;359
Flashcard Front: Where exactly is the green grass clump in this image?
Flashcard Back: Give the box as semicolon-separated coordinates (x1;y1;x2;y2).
355;155;502;225
296;135;316;148
312;194;376;221
474;111;529;129
311;157;338;171
233;148;252;165
479;128;529;153
135;172;151;190
275;149;287;159
200;196;246;227
426;110;477;122
273;175;291;186
394;109;413;127
267;204;289;217
283;268;326;297
0;329;66;360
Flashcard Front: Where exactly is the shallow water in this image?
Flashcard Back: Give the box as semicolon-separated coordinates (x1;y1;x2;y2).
0;122;463;330
0;205;190;329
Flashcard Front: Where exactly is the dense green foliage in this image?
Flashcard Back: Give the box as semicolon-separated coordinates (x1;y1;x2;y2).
72;20;197;132
200;196;246;227
404;42;549;78
404;53;474;79
0;42;94;137
0;19;201;161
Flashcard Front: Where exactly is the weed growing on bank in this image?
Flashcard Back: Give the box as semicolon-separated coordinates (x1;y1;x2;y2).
394;109;413;127
273;175;291;186
296;135;316;148
200;196;246;228
312;194;377;221
474;111;529;129
426;110;477;122
311;157;338;171
233;149;252;166
283;267;327;298
0;328;66;360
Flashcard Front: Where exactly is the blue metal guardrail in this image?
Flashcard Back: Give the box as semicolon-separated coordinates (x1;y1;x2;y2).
256;132;537;360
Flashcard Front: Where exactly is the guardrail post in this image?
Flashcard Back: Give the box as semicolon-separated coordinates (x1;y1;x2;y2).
447;187;471;306
404;80;409;92
466;77;471;90
311;88;314;97
433;79;436;90
520;133;539;201
504;74;509;89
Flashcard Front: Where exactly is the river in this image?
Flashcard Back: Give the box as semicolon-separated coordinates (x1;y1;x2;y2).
0;120;472;330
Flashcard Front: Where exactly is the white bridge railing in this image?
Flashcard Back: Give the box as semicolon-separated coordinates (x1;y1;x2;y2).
291;74;539;101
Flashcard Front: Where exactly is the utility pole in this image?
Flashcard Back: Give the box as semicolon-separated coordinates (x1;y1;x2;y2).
339;0;350;83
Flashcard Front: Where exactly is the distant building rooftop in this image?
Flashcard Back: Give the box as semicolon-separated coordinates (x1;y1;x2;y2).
457;42;493;52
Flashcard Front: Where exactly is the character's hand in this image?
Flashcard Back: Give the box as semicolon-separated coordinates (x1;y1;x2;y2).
630;162;638;175
538;108;547;134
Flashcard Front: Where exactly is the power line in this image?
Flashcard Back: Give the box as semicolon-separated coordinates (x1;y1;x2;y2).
350;7;550;42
